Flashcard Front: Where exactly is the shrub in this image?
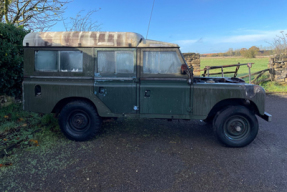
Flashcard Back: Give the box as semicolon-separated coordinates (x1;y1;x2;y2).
0;23;29;98
240;46;259;58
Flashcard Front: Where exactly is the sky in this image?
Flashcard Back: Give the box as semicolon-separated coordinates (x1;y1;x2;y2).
51;0;287;54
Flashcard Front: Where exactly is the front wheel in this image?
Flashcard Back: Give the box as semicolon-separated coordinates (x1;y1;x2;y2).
213;106;258;147
59;101;102;141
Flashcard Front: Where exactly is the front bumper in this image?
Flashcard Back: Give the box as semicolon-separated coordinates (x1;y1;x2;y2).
258;112;272;122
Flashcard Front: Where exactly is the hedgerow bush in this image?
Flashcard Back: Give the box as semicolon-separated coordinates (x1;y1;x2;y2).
0;23;29;98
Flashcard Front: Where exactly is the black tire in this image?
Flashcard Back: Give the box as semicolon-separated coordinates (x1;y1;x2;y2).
59;101;102;141
213;105;258;147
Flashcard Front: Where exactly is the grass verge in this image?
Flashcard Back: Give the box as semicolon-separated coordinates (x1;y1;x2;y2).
0;103;64;167
260;81;287;93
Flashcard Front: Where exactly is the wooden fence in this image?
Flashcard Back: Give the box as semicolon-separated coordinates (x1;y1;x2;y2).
197;62;270;84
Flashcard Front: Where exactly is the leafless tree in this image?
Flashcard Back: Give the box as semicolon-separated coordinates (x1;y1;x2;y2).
270;31;287;55
0;0;71;31
0;0;9;22
63;9;101;31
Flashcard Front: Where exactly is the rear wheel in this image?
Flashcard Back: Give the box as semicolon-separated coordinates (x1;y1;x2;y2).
59;101;102;141
213;106;258;147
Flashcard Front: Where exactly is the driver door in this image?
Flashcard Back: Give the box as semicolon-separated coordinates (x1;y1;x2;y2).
139;48;192;117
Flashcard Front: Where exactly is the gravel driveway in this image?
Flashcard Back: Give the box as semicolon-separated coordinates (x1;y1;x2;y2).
1;93;287;192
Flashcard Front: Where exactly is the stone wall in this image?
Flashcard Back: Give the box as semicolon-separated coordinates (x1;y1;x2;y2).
183;53;200;76
269;54;287;82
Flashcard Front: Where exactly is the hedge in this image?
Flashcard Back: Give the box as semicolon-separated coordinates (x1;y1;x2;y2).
0;23;29;98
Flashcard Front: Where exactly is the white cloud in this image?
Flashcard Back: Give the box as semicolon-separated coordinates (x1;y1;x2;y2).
174;29;287;53
216;29;287;43
219;34;267;43
175;29;287;46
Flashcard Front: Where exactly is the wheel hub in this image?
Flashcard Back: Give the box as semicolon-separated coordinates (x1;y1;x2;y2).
70;112;89;130
224;116;250;140
235;126;242;132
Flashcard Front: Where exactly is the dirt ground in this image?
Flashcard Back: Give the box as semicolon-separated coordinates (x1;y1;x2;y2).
1;93;287;192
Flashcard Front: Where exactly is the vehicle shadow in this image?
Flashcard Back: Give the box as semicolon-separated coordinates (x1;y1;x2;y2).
99;118;216;146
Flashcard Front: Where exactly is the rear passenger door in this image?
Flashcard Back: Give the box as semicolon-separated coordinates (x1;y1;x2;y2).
94;48;137;114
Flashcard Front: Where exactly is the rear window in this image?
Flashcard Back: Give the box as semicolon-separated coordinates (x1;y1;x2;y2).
35;51;58;71
35;51;83;72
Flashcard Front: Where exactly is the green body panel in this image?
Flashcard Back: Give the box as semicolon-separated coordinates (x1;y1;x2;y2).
94;79;137;114
192;83;265;119
23;79;112;116
140;80;191;116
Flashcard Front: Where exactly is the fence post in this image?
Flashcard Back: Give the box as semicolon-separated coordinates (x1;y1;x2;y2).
234;62;240;77
247;63;252;83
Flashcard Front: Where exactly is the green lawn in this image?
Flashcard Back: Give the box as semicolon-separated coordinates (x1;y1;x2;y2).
200;57;269;77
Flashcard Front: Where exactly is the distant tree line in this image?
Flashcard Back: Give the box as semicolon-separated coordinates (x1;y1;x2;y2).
202;32;287;58
201;46;274;58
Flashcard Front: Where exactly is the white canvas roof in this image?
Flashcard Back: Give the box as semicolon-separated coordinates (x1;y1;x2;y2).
23;32;179;48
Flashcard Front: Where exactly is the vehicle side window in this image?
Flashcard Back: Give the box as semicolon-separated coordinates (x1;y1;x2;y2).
143;51;182;74
60;51;83;72
98;51;134;74
35;51;58;71
35;51;83;72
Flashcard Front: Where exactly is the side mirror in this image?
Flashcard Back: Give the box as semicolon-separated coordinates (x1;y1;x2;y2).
181;64;188;74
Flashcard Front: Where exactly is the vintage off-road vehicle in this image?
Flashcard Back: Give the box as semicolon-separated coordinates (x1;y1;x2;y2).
22;32;271;147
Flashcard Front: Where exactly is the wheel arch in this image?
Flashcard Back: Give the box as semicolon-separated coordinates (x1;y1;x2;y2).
52;97;97;114
206;98;259;119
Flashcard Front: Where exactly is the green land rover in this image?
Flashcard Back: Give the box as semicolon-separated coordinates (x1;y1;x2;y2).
22;31;271;147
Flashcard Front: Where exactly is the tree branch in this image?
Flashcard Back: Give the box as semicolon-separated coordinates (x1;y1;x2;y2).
3;0;71;31
4;0;10;23
63;9;101;32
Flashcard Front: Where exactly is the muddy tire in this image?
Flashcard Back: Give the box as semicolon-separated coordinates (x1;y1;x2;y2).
213;106;258;147
59;101;102;141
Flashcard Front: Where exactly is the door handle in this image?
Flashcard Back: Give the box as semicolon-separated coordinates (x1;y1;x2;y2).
144;90;151;97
